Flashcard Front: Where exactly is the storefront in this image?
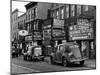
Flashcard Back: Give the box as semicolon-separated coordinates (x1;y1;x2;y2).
52;19;65;46
69;18;95;59
42;19;65;55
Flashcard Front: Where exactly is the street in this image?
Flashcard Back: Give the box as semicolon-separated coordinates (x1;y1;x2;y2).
11;56;96;74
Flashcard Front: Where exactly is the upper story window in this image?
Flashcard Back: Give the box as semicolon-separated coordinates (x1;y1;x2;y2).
29;10;32;20
66;5;69;18
61;7;64;19
77;5;81;16
34;7;37;18
31;8;34;19
71;5;75;17
52;10;56;18
56;9;59;19
83;5;88;11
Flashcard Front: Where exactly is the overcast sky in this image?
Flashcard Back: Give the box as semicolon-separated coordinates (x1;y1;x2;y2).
12;0;29;16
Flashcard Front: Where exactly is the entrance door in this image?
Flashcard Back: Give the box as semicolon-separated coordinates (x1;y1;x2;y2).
81;41;89;58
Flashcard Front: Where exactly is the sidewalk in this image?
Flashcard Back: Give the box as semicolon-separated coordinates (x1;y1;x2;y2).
85;59;96;68
44;56;96;68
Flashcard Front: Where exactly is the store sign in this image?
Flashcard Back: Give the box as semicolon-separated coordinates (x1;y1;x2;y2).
43;30;51;40
53;29;65;37
53;19;64;26
43;25;51;29
18;30;28;36
33;32;42;40
69;19;93;40
53;36;66;40
25;35;32;41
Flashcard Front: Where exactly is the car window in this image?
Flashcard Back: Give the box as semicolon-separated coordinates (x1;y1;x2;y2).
57;46;59;52
59;45;64;52
65;46;71;53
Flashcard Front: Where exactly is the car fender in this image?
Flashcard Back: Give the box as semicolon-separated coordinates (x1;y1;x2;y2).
62;53;70;61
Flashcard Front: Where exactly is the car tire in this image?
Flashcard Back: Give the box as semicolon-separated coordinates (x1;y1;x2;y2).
80;60;85;65
62;58;68;67
50;56;55;64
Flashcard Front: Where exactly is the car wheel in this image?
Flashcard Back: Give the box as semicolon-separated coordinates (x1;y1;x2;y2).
50;56;54;64
62;58;68;67
80;60;85;65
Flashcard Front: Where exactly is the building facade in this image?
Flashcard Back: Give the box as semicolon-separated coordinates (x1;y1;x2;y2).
49;3;96;59
11;9;19;44
24;2;52;47
17;13;26;49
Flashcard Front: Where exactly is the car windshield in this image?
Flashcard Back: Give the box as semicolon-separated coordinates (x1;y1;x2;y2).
65;46;71;53
69;44;81;58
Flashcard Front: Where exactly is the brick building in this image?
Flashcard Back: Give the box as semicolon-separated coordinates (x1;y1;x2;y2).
11;9;19;44
17;13;26;49
49;3;96;59
24;2;51;46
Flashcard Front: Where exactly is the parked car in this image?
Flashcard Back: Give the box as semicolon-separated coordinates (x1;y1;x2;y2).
50;42;88;67
12;46;19;58
23;46;44;61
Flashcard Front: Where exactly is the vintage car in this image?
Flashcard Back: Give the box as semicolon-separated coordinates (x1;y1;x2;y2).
12;46;19;58
23;46;44;61
50;42;88;67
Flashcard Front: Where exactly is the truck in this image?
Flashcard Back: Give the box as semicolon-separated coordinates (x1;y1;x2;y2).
23;46;44;61
50;42;88;67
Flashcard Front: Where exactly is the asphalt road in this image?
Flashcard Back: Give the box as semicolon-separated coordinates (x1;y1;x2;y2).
11;56;95;74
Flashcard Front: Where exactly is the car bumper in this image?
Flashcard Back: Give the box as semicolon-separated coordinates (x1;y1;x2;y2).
32;56;44;60
69;58;88;63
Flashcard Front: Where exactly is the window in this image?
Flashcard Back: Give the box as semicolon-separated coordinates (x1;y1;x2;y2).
61;7;64;19
31;9;34;19
71;5;75;17
56;9;59;19
34;7;37;18
83;5;88;11
34;22;37;30
27;24;30;32
29;24;31;32
66;5;69;18
59;45;64;52
77;5;81;16
52;11;55;18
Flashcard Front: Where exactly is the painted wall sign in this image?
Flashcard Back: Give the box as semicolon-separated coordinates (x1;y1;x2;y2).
69;19;93;40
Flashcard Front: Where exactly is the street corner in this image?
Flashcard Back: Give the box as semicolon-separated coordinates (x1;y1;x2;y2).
84;59;96;68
